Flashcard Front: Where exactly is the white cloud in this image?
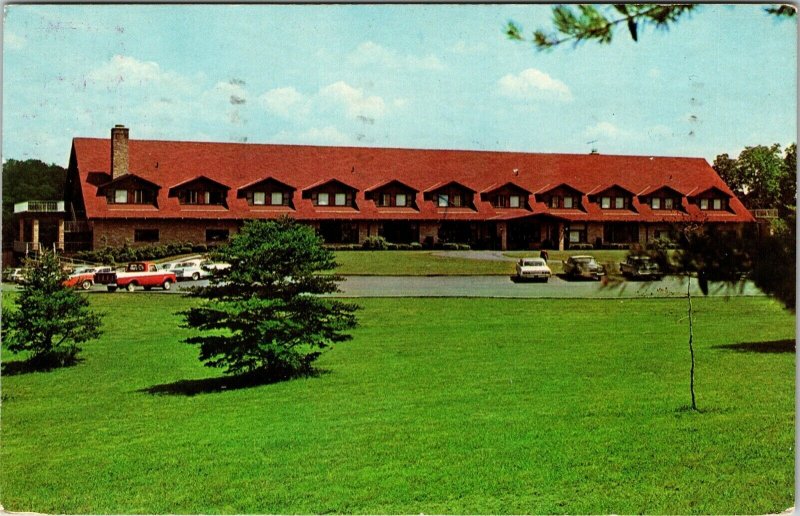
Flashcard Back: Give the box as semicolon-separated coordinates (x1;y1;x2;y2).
4;31;25;50
274;126;352;146
584;121;646;142
498;68;573;102
319;81;387;120
348;41;445;71
259;87;311;119
86;55;194;92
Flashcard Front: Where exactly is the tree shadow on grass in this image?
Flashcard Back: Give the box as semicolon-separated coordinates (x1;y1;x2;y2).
140;368;330;396
1;354;83;376
712;339;795;354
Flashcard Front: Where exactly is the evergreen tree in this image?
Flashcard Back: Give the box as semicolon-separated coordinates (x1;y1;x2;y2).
181;218;358;378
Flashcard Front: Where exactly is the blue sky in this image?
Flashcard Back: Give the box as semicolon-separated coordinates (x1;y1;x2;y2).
2;4;796;166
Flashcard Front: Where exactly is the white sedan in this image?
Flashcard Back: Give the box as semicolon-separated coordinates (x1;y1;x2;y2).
515;258;552;282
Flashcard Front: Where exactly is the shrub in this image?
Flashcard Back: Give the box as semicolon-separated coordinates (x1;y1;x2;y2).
396;243;411;250
192;244;208;253
409;242;423;250
386;243;398;250
457;243;471;250
362;236;388;250
442;243;459;250
569;243;594;250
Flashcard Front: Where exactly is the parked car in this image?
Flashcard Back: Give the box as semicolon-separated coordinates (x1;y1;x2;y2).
563;255;606;280
94;262;177;292
64;267;99;290
620;255;663;280
173;260;230;281
515;257;552;282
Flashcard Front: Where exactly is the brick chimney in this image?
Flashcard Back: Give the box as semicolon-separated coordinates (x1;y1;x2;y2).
110;124;129;179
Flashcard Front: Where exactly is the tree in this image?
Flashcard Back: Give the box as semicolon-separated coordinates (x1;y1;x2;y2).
713;144;793;211
2;159;67;244
181;218;358;379
2;250;102;369
507;4;794;51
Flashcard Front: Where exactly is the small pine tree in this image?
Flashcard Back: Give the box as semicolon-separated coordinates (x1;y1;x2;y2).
2;250;102;368
181;218;358;379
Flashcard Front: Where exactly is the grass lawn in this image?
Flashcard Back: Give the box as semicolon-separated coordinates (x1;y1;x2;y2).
332;250;636;276
1;294;794;514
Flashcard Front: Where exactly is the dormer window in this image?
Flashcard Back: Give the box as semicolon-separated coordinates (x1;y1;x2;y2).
538;184;583;211
102;173;161;206
690;187;730;211
303;179;358;209
699;198;727;210
238;177;295;208
641;186;683;211
424;181;475;210
366;180;418;209
169;176;230;208
482;182;531;210
590;185;633;210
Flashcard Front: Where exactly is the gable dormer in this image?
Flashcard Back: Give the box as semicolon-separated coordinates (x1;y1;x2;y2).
364;179;418;209
302;178;359;208
535;183;584;210
423;181;476;209
639;185;685;211
237;177;296;208
688;186;732;211
588;184;636;210
99;173;160;206
168;176;230;207
480;182;531;209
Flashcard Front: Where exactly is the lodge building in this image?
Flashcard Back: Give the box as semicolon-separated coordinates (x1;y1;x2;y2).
12;125;754;255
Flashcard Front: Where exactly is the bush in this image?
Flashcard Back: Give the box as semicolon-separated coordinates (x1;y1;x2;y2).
362;236;388;250
456;243;471;250
386;243;398;250
569;243;594;250
396;243;411;250
442;243;459;250
409;242;423;250
192;244;208;253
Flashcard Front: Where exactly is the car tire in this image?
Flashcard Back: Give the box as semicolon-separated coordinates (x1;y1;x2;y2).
81;280;92;290
162;280;172;290
191;272;200;281
126;282;137;292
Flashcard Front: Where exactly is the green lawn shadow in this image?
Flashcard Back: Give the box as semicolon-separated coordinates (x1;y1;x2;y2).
1;356;83;376
139;368;329;396
712;339;795;354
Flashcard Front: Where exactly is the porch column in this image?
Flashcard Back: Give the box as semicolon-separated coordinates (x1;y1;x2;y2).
57;219;65;251
32;219;39;247
497;221;507;251
558;222;565;251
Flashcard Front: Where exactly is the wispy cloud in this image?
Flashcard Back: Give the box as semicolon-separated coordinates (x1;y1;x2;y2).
498;68;573;102
259;81;401;122
319;81;387;120
348;41;445;71
259;87;311;119
86;55;195;93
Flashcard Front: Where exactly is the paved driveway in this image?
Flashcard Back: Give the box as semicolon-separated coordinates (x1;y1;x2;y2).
333;275;763;298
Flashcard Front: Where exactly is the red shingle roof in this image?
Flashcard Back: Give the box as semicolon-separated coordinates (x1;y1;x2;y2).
72;137;754;223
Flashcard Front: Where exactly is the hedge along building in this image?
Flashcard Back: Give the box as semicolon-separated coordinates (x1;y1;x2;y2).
14;125;754;255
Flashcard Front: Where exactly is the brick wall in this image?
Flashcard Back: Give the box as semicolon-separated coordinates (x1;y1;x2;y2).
91;219;241;248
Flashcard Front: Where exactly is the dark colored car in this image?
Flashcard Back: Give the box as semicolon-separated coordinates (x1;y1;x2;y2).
563;255;606;280
620;256;663;280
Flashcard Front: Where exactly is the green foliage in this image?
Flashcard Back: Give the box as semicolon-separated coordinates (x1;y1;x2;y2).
508;4;793;51
362;236;389;250
181;218;358;378
2;159;67;243
751;210;796;310
714;143;794;211
75;241;197;264
1;250;102;368
507;4;697;50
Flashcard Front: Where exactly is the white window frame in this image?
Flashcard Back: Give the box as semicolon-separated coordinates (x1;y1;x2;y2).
664;198;673;210
563;196;573;209
452;194;462;207
700;198;709;210
601;196;611;209
615;197;625;209
651;198;661;210
317;192;329;206
115;189;128;203
569;230;581;243
253;192;266;205
438;194;449;207
713;198;722;210
271;192;283;205
395;193;407;207
204;191;211;204
334;193;347;206
551;197;560;209
509;195;520;208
